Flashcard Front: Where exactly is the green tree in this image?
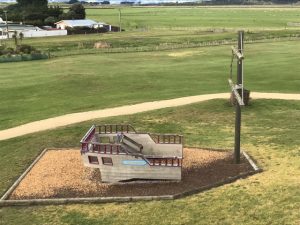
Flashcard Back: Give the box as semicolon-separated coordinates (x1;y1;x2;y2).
48;6;63;18
68;0;79;4
5;0;63;26
68;3;86;19
17;0;48;7
44;16;56;25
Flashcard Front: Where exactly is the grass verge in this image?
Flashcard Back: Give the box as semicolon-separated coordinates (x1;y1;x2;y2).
0;99;299;225
1;41;300;129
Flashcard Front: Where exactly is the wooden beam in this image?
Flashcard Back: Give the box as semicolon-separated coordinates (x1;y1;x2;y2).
231;46;244;60
228;79;244;106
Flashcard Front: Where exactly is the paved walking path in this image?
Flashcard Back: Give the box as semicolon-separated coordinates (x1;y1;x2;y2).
0;92;300;141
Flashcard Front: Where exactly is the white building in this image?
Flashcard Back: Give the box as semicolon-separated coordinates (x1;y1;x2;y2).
0;24;67;39
55;19;111;31
21;29;67;38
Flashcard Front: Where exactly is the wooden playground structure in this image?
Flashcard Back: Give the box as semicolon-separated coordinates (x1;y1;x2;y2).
80;124;183;182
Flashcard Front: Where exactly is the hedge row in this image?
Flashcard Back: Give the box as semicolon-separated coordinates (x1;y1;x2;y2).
0;53;49;63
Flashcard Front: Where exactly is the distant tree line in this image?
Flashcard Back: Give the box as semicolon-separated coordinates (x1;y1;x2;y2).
144;0;299;5
0;0;86;26
206;0;299;4
68;0;110;4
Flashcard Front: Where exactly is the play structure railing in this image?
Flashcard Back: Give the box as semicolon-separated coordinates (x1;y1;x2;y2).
80;125;96;152
146;158;182;167
97;124;137;134
149;134;183;144
91;143;123;155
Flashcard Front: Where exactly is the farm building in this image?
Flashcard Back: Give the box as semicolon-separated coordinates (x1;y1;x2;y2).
81;124;183;183
55;19;111;31
0;23;67;39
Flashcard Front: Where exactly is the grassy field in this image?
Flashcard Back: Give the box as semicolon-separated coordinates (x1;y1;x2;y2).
86;7;300;31
0;99;299;225
0;6;299;224
1;7;300;130
0;40;300;130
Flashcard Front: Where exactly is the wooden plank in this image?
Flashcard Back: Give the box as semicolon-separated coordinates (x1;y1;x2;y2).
231;46;244;60
228;79;244;106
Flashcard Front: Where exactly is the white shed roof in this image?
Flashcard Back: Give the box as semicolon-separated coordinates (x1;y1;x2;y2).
55;19;98;27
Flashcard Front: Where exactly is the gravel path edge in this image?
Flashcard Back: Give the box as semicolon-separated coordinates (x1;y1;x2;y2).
0;148;49;201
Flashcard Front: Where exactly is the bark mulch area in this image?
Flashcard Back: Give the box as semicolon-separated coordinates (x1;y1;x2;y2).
9;148;253;200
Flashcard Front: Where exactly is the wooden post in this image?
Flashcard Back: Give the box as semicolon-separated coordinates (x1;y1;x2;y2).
119;9;122;32
4;11;9;39
234;31;244;164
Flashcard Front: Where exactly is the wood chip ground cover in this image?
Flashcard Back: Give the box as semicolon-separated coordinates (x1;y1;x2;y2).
9;148;253;199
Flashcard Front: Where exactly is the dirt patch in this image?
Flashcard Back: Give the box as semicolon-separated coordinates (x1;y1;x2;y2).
10;148;253;200
94;42;111;49
168;51;203;57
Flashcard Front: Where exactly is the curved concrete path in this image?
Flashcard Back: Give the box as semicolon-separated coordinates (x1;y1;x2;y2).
0;92;300;141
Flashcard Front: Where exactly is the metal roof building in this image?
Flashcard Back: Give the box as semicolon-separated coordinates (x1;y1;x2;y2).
55;19;107;29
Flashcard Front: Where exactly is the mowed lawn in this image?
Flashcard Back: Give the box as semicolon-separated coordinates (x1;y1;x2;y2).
1;41;300;130
87;7;300;30
0;99;299;225
0;6;299;225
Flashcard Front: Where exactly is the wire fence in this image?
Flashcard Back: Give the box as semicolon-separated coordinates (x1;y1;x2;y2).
52;35;300;57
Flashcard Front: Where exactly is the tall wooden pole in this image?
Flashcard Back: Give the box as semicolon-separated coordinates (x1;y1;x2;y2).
4;10;9;39
234;30;244;164
119;9;122;32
